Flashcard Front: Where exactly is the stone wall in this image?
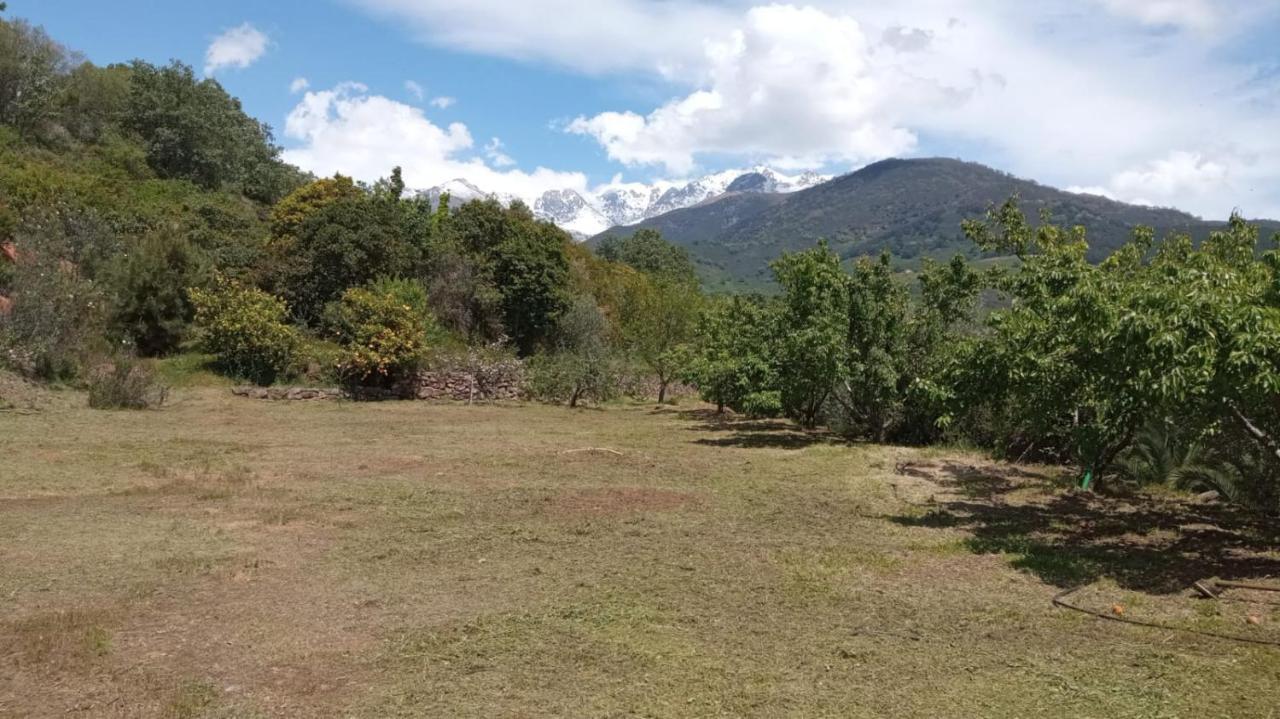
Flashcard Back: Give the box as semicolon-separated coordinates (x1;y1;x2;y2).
232;368;526;402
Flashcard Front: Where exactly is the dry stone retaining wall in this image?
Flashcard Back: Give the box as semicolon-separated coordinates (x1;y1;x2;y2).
233;369;525;402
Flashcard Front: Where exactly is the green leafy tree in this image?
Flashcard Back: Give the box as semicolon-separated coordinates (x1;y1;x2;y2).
953;199;1280;485
276;195;420;324
597;229;698;286
492;218;570;355
0;16;72;137
684;295;780;415
529;294;617;407
620;276;701;403
833;252;910;441
771;242;848;427
125;60;295;202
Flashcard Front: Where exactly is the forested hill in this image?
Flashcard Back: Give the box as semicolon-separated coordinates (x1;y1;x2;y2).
592;157;1280;288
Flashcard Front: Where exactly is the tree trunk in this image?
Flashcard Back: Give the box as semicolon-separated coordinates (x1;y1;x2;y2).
1230;404;1280;463
657;380;668;404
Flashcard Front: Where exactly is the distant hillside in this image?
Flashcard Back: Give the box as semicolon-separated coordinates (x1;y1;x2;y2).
591;158;1279;288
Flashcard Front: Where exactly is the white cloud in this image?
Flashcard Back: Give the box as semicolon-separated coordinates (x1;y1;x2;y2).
281;83;587;201
404;80;425;101
568;5;921;174
485;138;515;167
351;0;735;76
289;77;310;94
1097;0;1217;31
204;23;269;77
343;0;1280;218
429;96;456;109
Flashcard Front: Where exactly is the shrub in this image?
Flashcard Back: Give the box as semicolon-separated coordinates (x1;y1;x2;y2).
526;296;617;407
189;275;299;385
105;231;208;356
87;356;168;409
326;285;428;389
0;249;107;382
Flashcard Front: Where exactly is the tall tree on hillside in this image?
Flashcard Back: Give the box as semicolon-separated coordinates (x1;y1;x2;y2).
0;17;72;136
125;60;297;202
597;229;698;286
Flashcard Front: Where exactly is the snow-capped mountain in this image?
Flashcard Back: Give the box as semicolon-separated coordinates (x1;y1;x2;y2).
533;189;612;238
418;166;830;240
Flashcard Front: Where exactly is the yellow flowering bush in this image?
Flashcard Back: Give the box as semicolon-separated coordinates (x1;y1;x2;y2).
326;285;427;389
190;275;299;385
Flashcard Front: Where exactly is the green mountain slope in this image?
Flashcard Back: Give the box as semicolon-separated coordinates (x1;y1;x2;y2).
592;158;1279;288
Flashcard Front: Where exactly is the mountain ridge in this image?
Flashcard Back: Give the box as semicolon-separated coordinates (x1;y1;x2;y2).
589;157;1280;288
416;166;830;239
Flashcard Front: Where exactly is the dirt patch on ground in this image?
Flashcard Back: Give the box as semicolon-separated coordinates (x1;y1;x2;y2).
544;486;696;517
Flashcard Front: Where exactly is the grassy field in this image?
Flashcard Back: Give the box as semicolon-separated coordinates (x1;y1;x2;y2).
4;388;1280;718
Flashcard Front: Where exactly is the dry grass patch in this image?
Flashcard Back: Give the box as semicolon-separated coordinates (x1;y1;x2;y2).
4;390;1280;717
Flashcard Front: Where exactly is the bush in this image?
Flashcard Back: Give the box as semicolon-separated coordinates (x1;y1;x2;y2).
87;356;168;409
0;249;107;382
526;296;617;407
326;285;428;389
105;231;208;356
189;275;299;385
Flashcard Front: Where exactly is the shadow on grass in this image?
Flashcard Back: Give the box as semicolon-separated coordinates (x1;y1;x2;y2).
892;462;1280;594
661;408;845;450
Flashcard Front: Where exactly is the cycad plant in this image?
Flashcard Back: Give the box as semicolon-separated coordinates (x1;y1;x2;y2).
1116;425;1243;502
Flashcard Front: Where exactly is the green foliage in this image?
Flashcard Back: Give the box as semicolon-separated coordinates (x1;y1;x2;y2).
57;62;131;143
1115;425;1242;502
491;216;571;355
0;208;109;380
87;355;168;409
326;284;429;389
528;295;617;407
951;202;1280;484
620;276;701;402
189;275;299;385
124;60;297;202
105;231;208;355
0;17;72;137
770;242;848;428
834;252;910;440
597;229;698;286
276;194;420;324
268;174;361;246
684;295;779;415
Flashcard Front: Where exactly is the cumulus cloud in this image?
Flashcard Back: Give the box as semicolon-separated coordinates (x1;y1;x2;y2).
280;83;586;200
204;23;269;76
341;0;1280;218
569;5;921;174
484;138;515;167
404;80;425;101
289;77;309;94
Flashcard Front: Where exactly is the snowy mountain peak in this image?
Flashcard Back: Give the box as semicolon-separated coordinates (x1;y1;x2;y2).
420;166;831;240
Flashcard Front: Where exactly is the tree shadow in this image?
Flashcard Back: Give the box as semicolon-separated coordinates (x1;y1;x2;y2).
661;407;845;450
890;461;1280;594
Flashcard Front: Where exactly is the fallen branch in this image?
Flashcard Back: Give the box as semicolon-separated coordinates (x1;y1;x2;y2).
560;447;624;456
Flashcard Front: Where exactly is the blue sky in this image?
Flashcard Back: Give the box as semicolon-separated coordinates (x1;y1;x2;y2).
19;1;1280;218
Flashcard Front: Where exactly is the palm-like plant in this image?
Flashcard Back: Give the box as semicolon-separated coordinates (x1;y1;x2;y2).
1116;425;1243;502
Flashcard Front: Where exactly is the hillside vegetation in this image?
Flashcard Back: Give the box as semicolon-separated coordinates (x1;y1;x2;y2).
598;158;1280;288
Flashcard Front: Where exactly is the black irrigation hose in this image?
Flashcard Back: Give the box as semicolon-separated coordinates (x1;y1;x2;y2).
1051;584;1280;647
